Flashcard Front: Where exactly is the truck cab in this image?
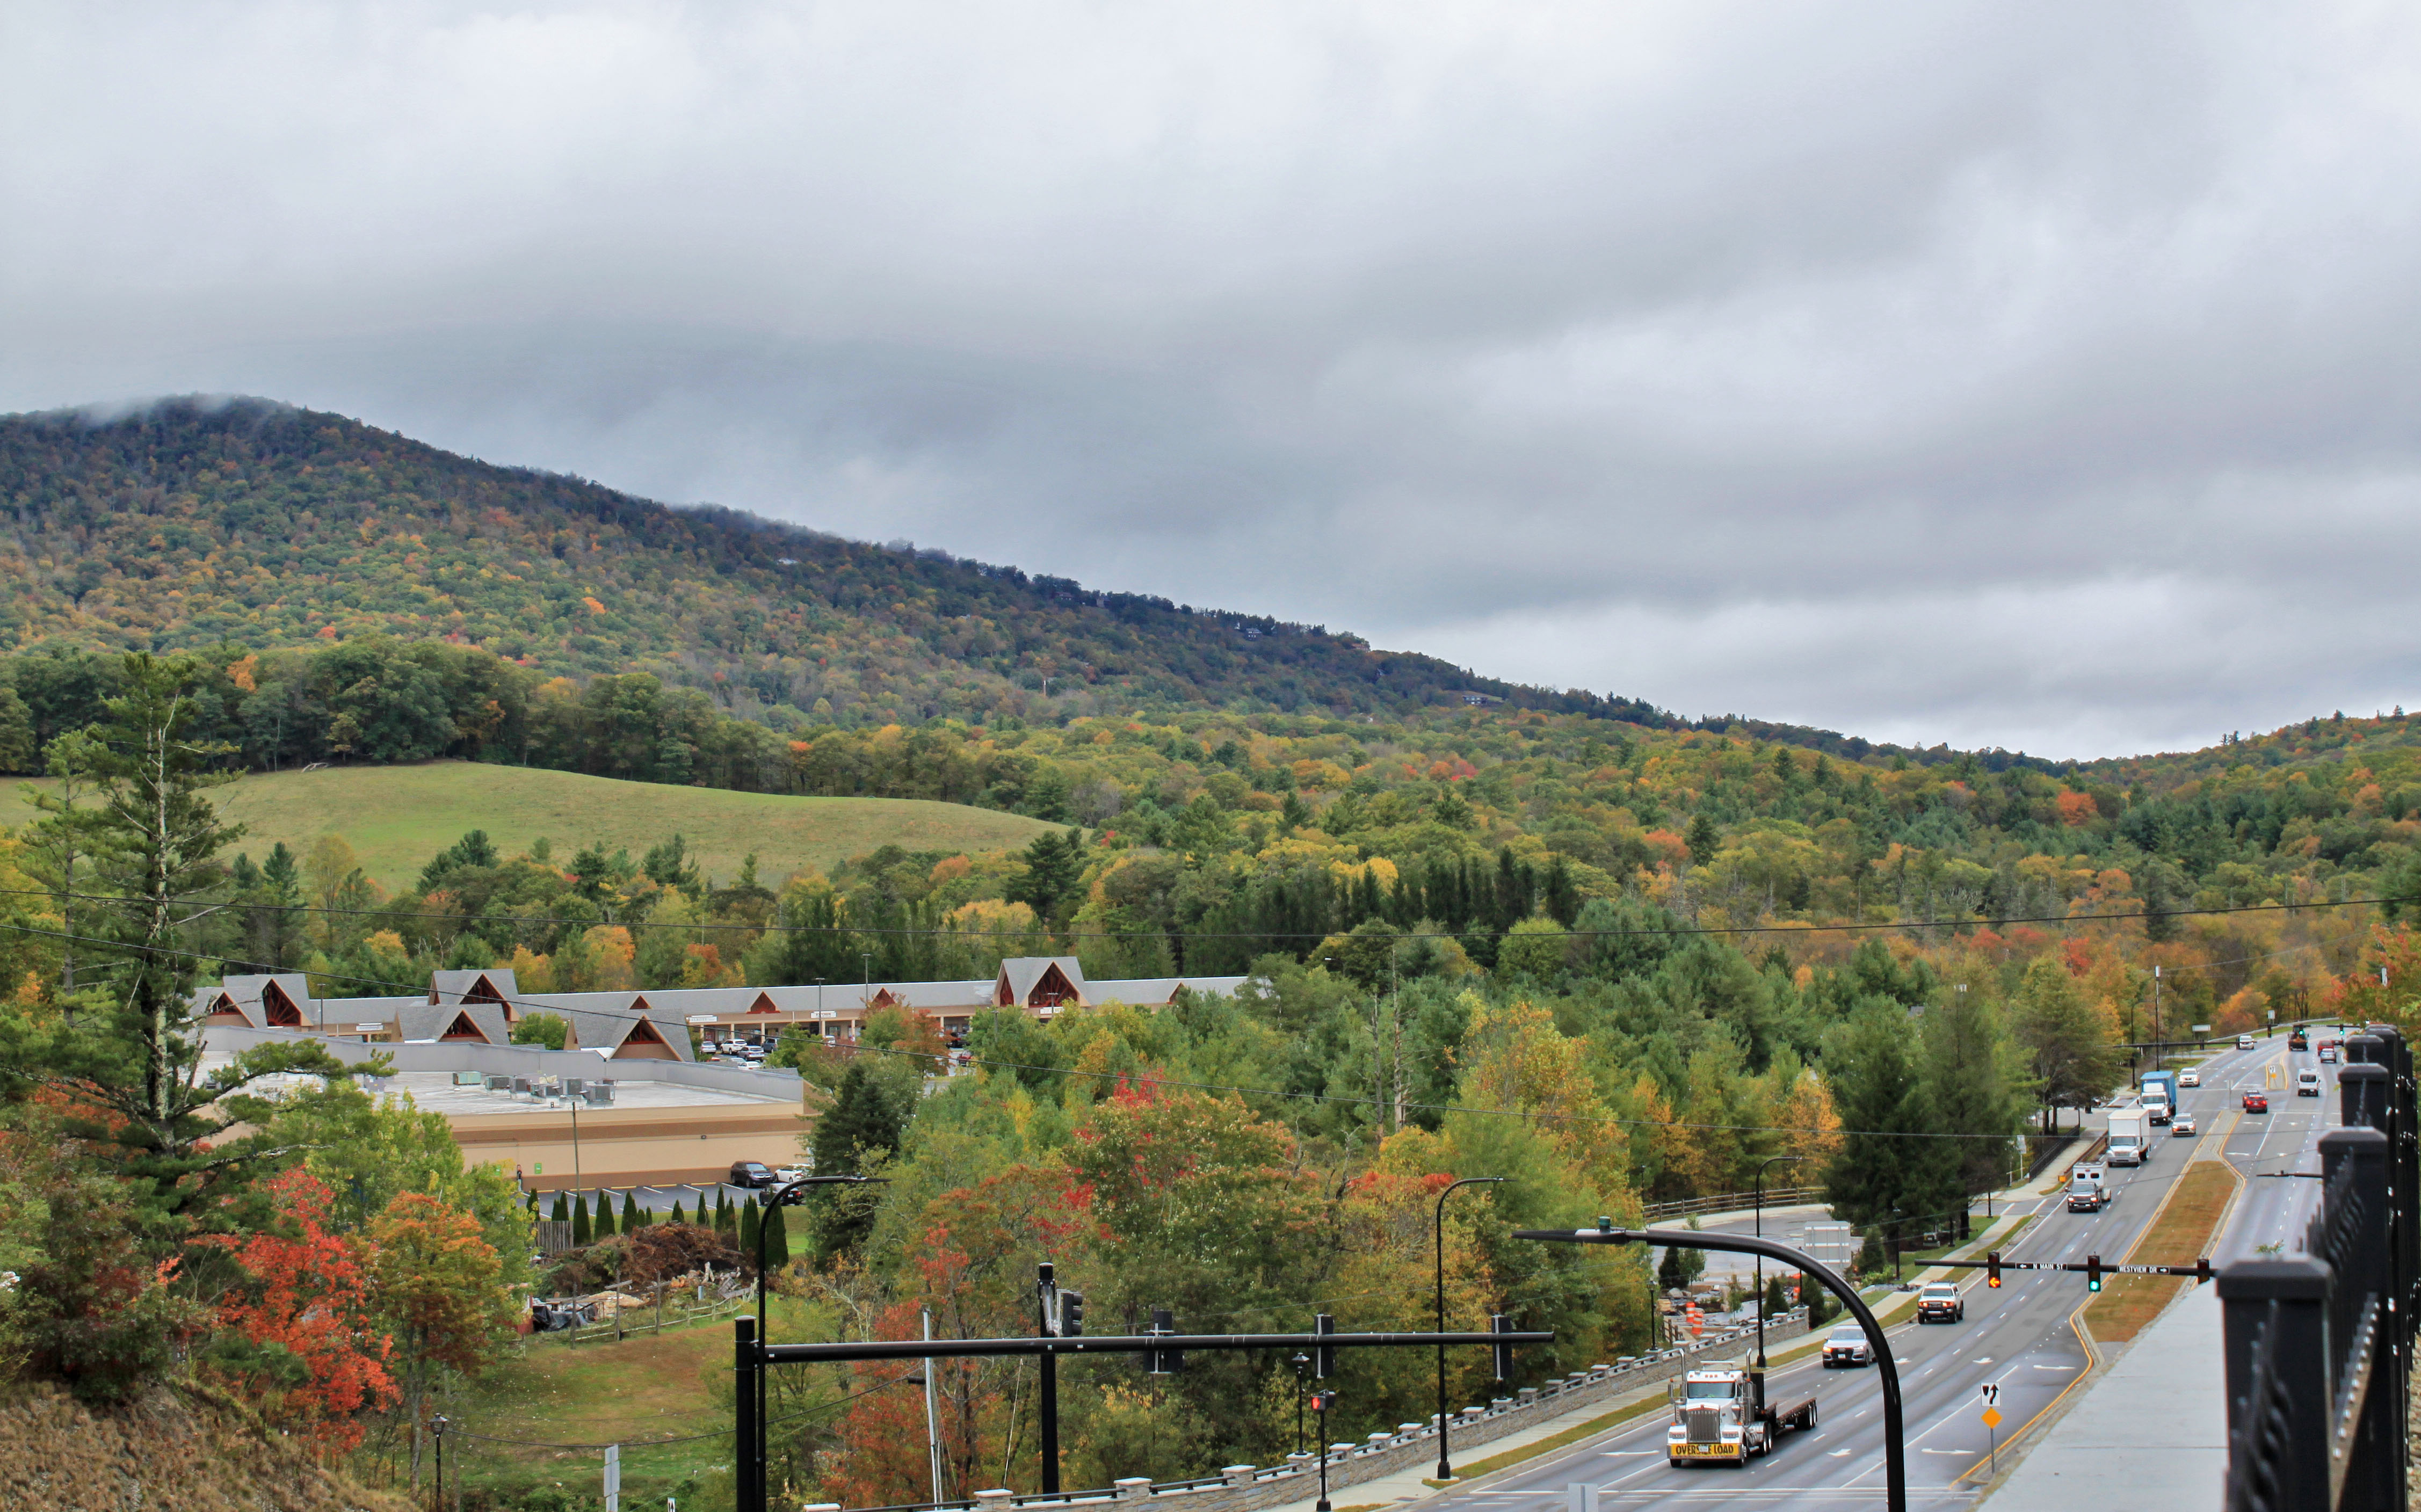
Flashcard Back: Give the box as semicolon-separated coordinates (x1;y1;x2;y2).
2140;1071;2177;1126
1666;1364;1817;1466
2106;1108;2148;1166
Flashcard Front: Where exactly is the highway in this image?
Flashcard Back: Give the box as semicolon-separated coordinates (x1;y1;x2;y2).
1424;1031;2344;1509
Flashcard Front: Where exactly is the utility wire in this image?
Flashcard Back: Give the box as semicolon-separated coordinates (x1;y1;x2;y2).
1;913;2040;1143
0;883;2411;944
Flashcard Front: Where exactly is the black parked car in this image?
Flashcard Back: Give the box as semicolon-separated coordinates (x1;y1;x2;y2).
729;1160;777;1188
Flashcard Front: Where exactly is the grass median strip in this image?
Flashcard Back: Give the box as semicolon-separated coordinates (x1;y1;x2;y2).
2080;1160;2238;1343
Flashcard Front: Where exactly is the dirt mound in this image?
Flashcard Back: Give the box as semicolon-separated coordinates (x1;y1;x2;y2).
0;1380;413;1512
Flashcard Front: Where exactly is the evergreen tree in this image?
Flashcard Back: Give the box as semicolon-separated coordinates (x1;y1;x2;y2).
1916;987;2025;1237
550;1190;570;1225
715;1187;735;1237
809;1062;912;1176
1007;830;1083;922
1685;812;1722;867
741;1196;760;1261
592;1191;617;1240
1822;1002;1923;1241
762;1201;791;1270
622;1191;644;1232
2010;957;2120;1132
571;1191;592;1247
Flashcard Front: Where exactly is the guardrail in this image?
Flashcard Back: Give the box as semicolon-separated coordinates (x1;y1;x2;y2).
1641;1187;1826;1222
2220;1023;2416;1512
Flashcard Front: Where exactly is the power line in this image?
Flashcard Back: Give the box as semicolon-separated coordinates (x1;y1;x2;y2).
0;884;2411;945
0;915;2026;1143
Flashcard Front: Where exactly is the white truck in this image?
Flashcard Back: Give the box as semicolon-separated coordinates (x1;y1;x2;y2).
2107;1107;2149;1166
1666;1363;1818;1466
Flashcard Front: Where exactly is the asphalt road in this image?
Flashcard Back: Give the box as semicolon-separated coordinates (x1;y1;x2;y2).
1423;1033;2341;1509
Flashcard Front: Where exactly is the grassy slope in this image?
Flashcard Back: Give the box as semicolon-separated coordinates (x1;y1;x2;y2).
0;1379;414;1512
0;760;1057;891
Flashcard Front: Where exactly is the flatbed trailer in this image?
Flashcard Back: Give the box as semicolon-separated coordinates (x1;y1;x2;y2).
1667;1364;1819;1466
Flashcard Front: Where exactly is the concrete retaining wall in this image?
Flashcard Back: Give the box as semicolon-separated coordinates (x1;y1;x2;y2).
1097;1309;1813;1512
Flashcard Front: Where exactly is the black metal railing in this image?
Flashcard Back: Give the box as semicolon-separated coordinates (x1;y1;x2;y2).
2220;1023;2415;1511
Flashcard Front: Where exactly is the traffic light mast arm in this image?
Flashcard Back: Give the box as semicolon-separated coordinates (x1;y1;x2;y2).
757;1328;1552;1364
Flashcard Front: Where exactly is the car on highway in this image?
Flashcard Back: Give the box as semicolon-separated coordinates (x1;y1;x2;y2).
2180;1069;2200;1087
2238;1034;2257;1049
2298;1068;2323;1096
2320;1046;2339;1064
2244;1091;2270;1113
1916;1281;1965;1323
2173;1115;2198;1137
1820;1325;1874;1367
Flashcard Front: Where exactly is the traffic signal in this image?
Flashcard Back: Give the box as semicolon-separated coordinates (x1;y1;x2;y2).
1987;1252;2002;1289
1314;1312;1337;1378
1060;1289;1085;1337
2195;1256;2213;1285
1490;1313;1511;1381
1311;1389;1335;1415
2085;1254;2101;1293
1147;1308;1181;1375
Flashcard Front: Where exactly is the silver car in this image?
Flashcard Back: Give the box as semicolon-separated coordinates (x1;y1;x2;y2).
1822;1325;1874;1368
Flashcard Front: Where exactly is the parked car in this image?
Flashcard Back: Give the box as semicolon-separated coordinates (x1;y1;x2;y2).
1916;1282;1965;1324
773;1164;811;1184
2180;1070;2201;1087
2244;1091;2270;1113
728;1160;778;1188
2173;1115;2198;1137
1821;1325;1874;1368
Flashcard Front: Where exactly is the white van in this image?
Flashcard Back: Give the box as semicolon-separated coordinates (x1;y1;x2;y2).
2297;1067;2322;1097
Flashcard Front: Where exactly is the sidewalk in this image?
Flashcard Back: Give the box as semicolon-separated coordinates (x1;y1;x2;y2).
1976;1282;2224;1508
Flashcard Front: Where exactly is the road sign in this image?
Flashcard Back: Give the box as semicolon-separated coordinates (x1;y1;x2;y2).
604;1443;621;1512
1978;1383;2000;1406
1981;1407;2003;1429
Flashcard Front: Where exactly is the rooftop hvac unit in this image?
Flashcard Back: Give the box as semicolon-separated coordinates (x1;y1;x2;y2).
588;1082;615;1105
511;1077;532;1096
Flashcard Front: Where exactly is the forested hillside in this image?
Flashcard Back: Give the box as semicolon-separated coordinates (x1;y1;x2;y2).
0;396;1679;729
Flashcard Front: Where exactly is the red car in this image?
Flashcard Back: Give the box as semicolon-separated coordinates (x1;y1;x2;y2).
2243;1092;2270;1113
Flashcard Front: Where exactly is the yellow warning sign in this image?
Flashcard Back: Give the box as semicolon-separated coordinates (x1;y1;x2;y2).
1981;1408;2003;1429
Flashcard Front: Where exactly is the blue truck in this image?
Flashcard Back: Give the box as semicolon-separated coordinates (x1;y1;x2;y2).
2140;1070;2179;1126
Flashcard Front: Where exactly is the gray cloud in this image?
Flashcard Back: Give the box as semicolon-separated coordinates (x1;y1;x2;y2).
5;1;2419;757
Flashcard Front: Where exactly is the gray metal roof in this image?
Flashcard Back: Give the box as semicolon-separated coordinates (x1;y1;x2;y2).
996;956;1088;1007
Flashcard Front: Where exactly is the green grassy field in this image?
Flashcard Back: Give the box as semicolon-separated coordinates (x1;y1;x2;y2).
0;761;1056;890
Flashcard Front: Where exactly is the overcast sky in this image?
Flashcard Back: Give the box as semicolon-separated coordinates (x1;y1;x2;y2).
5;2;2418;759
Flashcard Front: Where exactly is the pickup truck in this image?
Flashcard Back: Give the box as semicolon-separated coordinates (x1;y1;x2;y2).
1916;1281;1965;1322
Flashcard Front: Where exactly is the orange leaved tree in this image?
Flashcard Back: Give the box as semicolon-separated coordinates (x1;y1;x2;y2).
199;1168;396;1451
368;1191;512;1489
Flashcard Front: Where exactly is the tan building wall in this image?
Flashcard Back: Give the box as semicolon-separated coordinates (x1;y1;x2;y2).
450;1103;813;1190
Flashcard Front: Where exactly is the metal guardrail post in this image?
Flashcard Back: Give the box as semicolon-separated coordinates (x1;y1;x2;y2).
2319;1128;2401;1512
2219;1259;2331;1510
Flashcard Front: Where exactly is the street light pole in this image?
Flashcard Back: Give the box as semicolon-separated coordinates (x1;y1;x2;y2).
754;1174;886;1509
1292;1353;1309;1456
1751;1154;1805;1369
1433;1175;1505;1480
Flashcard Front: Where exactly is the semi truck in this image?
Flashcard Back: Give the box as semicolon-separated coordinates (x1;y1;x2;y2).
2107;1107;2149;1166
1666;1362;1819;1466
2140;1070;2179;1126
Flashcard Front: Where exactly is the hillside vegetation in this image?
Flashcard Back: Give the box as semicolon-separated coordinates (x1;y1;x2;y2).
0;397;1671;728
0;761;1051;895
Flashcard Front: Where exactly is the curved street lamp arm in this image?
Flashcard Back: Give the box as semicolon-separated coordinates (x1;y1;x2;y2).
1513;1225;1903;1512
